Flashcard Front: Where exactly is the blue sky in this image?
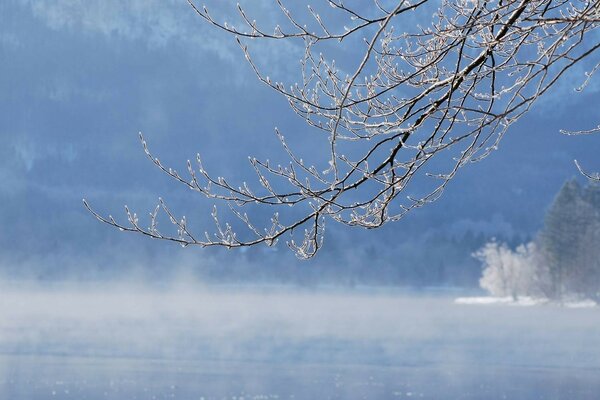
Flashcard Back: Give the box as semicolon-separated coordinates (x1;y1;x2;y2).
1;1;599;283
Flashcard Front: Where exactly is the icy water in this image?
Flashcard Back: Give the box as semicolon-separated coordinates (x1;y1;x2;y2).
1;284;599;399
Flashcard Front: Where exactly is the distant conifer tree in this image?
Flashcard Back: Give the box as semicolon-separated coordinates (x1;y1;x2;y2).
538;179;600;299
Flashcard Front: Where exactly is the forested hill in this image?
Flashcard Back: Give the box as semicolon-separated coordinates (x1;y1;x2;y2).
1;2;599;286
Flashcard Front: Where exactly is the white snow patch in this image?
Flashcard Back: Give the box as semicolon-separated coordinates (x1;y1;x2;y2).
454;296;548;306
564;299;597;309
455;296;598;308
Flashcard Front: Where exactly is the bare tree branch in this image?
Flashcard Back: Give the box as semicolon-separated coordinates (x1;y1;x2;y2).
86;0;600;258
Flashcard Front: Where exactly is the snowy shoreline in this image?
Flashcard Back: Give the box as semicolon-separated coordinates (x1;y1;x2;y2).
455;296;597;308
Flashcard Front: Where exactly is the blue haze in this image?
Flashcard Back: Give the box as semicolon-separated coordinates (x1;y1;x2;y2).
2;284;600;399
0;1;599;284
2;4;600;399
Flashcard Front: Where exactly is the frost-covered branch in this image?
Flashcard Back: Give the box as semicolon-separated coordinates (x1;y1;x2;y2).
87;0;600;258
562;123;600;181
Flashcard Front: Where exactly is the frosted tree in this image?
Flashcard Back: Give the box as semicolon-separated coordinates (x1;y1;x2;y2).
476;181;600;300
84;0;600;258
539;180;600;299
538;180;584;298
476;241;542;299
571;218;600;300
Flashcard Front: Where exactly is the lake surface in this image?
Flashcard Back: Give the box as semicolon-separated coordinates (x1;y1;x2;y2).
1;284;599;399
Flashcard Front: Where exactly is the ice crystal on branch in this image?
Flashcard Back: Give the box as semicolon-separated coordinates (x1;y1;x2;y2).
86;0;600;258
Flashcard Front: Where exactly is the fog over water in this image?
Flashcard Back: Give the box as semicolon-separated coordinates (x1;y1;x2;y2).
2;1;600;399
1;282;599;399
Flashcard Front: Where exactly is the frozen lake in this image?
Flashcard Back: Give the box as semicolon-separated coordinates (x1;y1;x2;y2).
1;284;599;399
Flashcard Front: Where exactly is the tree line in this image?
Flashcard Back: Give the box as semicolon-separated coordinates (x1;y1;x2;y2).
477;179;600;301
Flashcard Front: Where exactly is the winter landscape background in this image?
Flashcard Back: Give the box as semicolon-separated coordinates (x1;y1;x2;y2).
3;282;600;399
1;1;600;399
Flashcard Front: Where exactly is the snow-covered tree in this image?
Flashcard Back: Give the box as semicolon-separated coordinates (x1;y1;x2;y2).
572;219;600;301
538;179;585;298
477;181;600;301
85;0;600;258
539;180;600;299
476;241;542;299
